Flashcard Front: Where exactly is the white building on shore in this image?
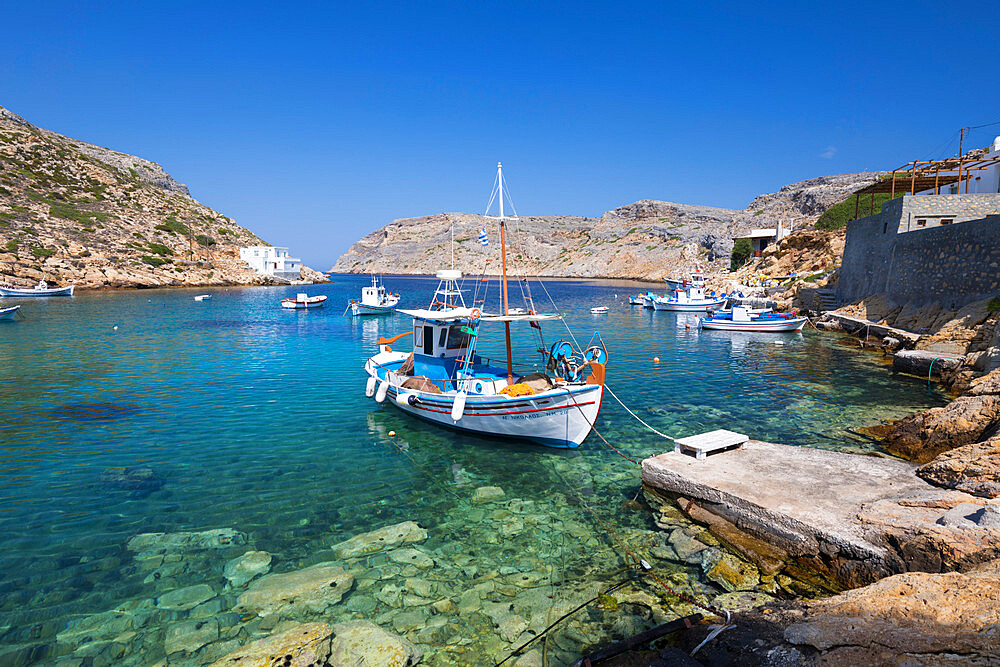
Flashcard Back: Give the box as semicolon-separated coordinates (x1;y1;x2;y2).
240;246;302;280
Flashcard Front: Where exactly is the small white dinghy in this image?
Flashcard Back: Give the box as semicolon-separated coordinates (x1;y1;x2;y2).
193;294;211;301
0;305;21;320
281;293;328;309
0;281;74;297
590;306;609;314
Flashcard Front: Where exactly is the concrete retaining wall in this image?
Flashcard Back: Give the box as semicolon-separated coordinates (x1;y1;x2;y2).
837;193;1000;308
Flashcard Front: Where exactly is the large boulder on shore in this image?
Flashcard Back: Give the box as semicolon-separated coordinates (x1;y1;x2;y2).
880;377;1000;463
783;562;1000;664
918;438;1000;499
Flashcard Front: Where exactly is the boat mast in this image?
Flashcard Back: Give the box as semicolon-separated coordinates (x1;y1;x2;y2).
498;162;514;384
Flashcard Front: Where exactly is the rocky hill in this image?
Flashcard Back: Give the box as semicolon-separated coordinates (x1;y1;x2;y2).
0;105;316;288
333;173;883;281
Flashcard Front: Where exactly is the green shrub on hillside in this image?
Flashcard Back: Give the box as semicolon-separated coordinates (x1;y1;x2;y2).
155;216;190;235
195;234;215;246
4;240;17;252
31;246;55;259
815;192;904;231
141;255;170;267
730;238;752;271
146;242;174;256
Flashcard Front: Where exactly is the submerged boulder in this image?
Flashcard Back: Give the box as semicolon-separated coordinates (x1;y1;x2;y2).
223;551;273;587
235;563;354;617
331;521;428;559
209;622;334;666
127;528;247;555
329;620;422;666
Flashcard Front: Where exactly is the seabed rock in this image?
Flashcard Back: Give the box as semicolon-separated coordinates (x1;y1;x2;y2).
127;528;247;556
223;551;272;587
209;622;334;666
156;584;215;611
236;563;354;617
472;486;506;503
330;620;422;666
164;618;219;655
331;521;428;559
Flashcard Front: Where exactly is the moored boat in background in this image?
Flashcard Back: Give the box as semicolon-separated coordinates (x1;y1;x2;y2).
653;271;727;312
348;275;400;316
0;305;21;320
700;305;807;332
281;293;328;309
0;281;74;297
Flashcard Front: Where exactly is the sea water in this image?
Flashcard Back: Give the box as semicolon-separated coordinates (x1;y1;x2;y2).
0;275;945;664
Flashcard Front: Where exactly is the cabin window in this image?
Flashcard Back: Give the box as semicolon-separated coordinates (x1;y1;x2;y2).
446;325;470;350
883;222;888;233
413;325;423;348
916;218;927;227
940;218;953;225
438;327;448;348
423;326;434;355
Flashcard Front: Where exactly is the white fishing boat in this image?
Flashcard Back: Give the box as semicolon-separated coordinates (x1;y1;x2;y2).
363;163;607;448
0;281;74;297
193;294;211;301
652;271;727;312
590;306;609;314
701;305;807;332
0;305;20;320
640;292;659;308
281;293;328;309
348;275;400;316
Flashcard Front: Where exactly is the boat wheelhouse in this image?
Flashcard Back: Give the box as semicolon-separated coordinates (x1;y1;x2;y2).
362;163;607;448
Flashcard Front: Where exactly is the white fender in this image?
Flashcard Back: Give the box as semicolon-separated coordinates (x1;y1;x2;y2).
451;391;467;422
395;392;413;407
375;380;389;403
365;376;377;398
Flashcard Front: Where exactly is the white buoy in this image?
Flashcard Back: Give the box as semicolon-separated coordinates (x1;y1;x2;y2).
365;376;377;397
451;391;468;422
375;380;389;403
395;392;413;407
113;326;118;330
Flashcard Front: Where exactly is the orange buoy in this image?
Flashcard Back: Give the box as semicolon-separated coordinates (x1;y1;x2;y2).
388;431;396;437
653;357;660;364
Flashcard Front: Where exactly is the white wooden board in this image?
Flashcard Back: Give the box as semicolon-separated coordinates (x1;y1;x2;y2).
675;429;748;460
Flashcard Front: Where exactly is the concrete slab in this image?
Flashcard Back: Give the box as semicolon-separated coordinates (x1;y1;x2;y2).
643;441;932;564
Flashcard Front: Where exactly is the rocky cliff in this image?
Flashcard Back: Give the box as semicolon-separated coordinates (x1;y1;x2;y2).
0;105;314;288
333;173;883;280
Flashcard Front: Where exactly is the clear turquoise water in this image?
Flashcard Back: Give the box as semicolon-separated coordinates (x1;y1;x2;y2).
0;275;945;664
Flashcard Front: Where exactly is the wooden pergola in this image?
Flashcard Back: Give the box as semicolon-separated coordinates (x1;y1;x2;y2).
849;154;1000;219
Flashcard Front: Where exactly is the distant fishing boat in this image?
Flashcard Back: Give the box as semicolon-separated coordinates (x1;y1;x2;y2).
193;294;211;301
363;163;607;448
281;293;328;309
0;281;74;297
653;271;727;312
701;305;807;332
628;294;645;305
348;275;400;316
590;306;609;314
0;305;20;320
641;292;659;308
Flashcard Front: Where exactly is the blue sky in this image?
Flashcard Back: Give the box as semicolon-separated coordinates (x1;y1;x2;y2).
3;1;999;268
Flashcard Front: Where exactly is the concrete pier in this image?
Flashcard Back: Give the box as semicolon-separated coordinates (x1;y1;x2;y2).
642;441;1000;589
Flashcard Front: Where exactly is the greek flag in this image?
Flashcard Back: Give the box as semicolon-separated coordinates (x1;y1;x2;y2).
478;228;489;247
